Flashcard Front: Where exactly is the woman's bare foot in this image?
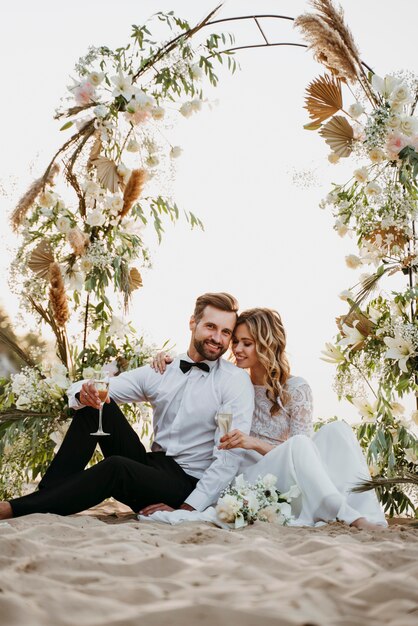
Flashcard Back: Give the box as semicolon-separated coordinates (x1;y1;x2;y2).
0;502;13;520
350;517;384;531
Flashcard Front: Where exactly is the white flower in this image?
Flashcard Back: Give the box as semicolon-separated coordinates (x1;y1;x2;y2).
11;373;27;395
179;102;193;118
119;217;144;235
328;152;340;164
368;147;385;163
320;343;345;364
371;74;402;99
38;190;56;208
411;411;418;426
56;216;72;234
404;448;418;465
258;505;278;523
335;218;348;237
108;315;130;339
151;106;165;120
88;71;104;87
130;89;155;110
105;194;124;216
367;306;381;323
146;154;160;168
391;402;405;417
117;163;131;182
234;474;247;493
339;289;354;301
368;462;381;477
390;84;413;107
352;398;377;421
365;181;381;196
276;501;292;520
170;146;183;159
82;367;96;379
262;474;278;489
94;104;108;118
348;102;365;119
190;63;203;80
16;395;31;409
353;167;369;183
245;491;260;515
399;115;418;136
111;69;134;101
280;484;301;502
127;139;140;152
345;254;362;269
216;494;240;522
82;180;103;199
338;322;364;348
191;99;202;113
384;333;415;373
86;208;106;227
80;257;93;273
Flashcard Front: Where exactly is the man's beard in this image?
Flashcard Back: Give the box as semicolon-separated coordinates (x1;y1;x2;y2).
193;338;227;361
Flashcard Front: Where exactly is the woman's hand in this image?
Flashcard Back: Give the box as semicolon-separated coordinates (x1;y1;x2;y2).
218;429;255;450
79;381;110;409
151;352;173;374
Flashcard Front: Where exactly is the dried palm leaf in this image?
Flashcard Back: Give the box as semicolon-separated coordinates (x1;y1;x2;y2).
336;310;374;338
128;267;143;291
319;115;353;157
28;240;54;278
92;156;119;193
352;472;418;493
366;227;408;250
305;74;343;124
87;134;102;171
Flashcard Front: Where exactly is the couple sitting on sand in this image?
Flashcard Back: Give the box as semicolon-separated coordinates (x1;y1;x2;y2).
0;292;387;529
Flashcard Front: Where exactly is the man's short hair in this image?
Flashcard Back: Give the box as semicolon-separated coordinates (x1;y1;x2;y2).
193;292;239;324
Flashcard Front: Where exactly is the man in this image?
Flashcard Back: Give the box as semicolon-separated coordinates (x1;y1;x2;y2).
0;292;254;519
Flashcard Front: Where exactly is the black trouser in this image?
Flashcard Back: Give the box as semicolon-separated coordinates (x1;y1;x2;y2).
9;400;198;517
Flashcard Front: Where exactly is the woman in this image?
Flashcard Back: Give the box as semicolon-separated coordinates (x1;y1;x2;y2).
153;308;387;529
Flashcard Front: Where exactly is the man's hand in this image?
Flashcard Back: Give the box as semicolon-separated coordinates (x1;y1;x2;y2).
179;503;195;511
139;503;175;516
79;381;111;409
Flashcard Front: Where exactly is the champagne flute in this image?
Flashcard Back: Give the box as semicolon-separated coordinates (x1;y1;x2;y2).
217;404;233;436
90;371;110;436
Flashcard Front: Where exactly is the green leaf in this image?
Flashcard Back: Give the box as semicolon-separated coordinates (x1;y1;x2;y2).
60;121;74;131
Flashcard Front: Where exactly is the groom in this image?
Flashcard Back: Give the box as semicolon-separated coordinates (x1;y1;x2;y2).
0;292;254;519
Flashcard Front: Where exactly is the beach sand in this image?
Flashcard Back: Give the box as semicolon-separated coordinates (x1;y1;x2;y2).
0;501;417;626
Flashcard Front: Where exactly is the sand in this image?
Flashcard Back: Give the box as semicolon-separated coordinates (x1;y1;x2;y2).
0;502;417;626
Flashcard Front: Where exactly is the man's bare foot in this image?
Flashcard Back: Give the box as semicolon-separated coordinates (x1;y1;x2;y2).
350;517;384;531
0;502;13;520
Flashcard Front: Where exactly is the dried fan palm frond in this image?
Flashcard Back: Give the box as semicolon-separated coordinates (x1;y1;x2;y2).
120;169;147;218
87;134;102;171
366;227;408;250
128;267;143;291
67;227;89;256
319;115;353;157
92;156;119;193
305;74;343;124
28;240;54;278
49;262;69;327
295;14;358;84
336;310;374;338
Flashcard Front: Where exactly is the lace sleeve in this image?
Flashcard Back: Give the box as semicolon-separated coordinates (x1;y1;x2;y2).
287;382;314;437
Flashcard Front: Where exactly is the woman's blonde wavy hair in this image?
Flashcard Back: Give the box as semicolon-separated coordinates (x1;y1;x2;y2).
235;308;290;416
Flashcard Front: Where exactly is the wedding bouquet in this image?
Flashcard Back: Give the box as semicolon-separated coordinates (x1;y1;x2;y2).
216;473;300;529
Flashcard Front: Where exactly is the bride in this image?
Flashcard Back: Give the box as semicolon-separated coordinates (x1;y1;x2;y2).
154;307;387;529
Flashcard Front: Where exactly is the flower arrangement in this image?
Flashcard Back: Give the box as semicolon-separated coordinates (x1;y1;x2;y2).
296;0;418;515
0;8;235;500
216;473;300;529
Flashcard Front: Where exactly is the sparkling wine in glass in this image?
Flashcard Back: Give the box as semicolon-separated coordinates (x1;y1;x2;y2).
90;372;110;436
217;404;233;436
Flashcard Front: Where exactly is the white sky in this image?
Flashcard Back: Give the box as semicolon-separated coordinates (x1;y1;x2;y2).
0;0;417;421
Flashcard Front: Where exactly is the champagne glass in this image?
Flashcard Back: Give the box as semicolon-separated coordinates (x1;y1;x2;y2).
90;371;110;436
217;404;233;436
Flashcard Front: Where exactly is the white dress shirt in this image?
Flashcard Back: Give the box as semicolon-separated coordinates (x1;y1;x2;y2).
67;354;254;511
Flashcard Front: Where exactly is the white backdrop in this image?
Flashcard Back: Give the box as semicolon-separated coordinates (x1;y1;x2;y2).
1;0;417;421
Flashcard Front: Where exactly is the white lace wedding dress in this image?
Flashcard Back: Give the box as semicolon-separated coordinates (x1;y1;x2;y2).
239;377;387;527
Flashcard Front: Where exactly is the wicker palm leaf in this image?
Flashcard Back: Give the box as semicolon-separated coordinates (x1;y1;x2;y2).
319;115;353;157
92;156;119;193
128;267;143;291
28;240;54;278
305;74;343;125
336;310;375;338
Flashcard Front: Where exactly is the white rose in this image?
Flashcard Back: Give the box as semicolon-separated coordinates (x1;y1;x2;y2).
388;115;401;129
348;102;365;119
328;152;340;164
170;146;183;159
106;195;124;216
179;102;193;118
345;254;362;269
82;367;96;379
86;209;106;227
56;216;72;234
127;139;140;152
262;474;278;489
368;147;385;163
94;104;108;118
190;63;203;80
216;496;239;522
151;106;165;120
390;84;412;106
353;167;369;183
80;257;93;273
108;315;130;339
88;71;104;86
258;506;278;523
365;181;381;196
399;115;418;136
245;491;260;515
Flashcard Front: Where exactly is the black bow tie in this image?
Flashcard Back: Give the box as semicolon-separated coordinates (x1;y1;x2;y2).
179;360;210;374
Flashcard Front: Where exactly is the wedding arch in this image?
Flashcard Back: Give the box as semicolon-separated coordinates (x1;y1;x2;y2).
0;1;416;515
